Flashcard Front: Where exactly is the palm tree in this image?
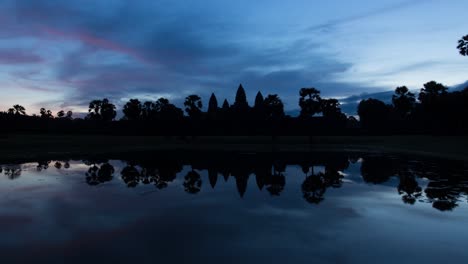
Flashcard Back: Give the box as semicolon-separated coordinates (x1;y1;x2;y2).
12;105;26;115
184;95;203;118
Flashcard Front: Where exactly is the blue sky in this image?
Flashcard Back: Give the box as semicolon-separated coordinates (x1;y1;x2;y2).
0;0;467;115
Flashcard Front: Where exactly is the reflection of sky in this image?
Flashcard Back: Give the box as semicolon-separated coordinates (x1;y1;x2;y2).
0;159;467;263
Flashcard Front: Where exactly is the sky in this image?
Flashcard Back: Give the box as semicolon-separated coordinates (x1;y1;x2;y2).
0;0;467;115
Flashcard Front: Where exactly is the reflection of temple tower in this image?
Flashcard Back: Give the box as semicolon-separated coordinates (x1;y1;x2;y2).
208;169;218;189
235;173;249;197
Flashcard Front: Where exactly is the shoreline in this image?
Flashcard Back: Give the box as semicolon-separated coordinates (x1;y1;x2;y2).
1;134;468;161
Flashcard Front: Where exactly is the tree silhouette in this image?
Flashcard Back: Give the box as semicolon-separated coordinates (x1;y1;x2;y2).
457;35;468;56
142;101;156;120
57;110;65;118
263;94;284;120
142;98;184;121
87;98;116;121
357;98;389;129
11;105;26;115
86;162;115;186
40;108;53;118
121;164;141;188
392;86;415;117
299;88;321;118
184;95;203;119
321;98;342;118
123;99;142;120
418;81;448;108
183;169;202;194
66;110;73;119
302;174;326;204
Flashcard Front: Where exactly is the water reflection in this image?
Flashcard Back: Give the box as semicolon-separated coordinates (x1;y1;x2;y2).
1;152;467;212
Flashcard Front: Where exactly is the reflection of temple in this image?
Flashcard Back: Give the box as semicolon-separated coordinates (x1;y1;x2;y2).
1;151;467;212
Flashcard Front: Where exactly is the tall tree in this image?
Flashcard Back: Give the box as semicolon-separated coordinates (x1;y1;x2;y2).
418;81;448;108
392;86;415;117
263;94;284;120
184;95;203;118
299;88;322;118
123;99;142;120
457;35;468;56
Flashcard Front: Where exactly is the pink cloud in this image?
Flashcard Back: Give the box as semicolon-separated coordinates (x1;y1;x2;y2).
40;26;150;65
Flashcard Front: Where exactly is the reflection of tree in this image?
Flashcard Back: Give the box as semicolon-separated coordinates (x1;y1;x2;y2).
265;164;285;196
301;158;347;204
183;170;202;194
54;162;62;169
425;180;460;211
397;169;422;205
302;174;326;204
121;165;140;188
3;165;22;180
86;163;115;186
361;156;399;184
37;160;51;171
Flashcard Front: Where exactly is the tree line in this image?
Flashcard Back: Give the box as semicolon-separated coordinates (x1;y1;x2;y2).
1;81;468;135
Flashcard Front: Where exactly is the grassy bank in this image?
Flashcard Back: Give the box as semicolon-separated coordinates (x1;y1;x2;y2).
1;134;468;161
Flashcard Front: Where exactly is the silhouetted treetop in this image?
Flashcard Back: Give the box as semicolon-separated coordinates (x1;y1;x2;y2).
87;98;116;121
321;98;342;118
9;105;26;115
184;95;203;118
57;110;65;118
123;99;142;120
40;108;53;119
299;88;322;118
457;35;468;56
358;98;389;129
418;81;448;107
264;94;284;119
392;86;415;117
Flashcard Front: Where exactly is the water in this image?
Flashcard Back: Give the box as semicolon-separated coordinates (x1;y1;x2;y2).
0;151;467;263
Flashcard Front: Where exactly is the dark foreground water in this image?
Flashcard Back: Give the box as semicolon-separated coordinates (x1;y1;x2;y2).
1;151;467;263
